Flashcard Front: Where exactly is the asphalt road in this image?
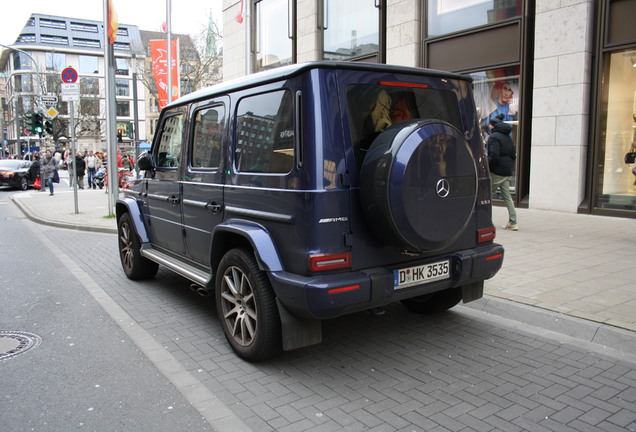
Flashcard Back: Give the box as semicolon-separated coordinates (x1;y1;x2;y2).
1;190;635;432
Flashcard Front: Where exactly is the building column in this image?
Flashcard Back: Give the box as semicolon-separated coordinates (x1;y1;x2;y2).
529;0;594;212
386;0;421;67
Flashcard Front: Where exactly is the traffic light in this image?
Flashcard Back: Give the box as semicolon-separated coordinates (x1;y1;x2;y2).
44;120;54;135
32;113;43;134
117;130;123;143
25;112;34;133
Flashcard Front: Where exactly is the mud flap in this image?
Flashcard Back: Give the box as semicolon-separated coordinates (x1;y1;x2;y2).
461;281;484;304
276;298;322;351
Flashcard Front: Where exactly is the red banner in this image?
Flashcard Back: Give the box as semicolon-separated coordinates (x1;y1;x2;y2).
150;39;179;109
107;0;118;44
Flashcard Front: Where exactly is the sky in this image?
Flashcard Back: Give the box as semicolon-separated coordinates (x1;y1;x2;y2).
0;0;223;47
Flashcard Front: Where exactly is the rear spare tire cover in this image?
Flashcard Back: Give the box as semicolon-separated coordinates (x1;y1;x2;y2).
360;120;477;251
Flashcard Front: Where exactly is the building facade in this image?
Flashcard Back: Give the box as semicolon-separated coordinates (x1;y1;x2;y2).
0;14;147;155
222;0;636;218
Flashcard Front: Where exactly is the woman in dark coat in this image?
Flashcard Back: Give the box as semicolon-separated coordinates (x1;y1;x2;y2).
75;152;87;189
488;115;518;230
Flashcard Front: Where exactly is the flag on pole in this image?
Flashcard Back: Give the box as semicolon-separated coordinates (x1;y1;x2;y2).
236;0;244;24
108;0;119;44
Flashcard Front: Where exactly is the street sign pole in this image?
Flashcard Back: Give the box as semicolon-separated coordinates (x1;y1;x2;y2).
61;66;79;214
70;101;78;214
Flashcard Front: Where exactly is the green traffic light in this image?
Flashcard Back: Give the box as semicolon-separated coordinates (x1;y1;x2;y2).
32;113;43;134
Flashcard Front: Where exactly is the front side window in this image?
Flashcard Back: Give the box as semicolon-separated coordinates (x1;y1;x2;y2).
255;0;294;71
346;84;462;165
156;113;184;168
322;0;379;61
427;0;522;38
192;105;225;169
235;90;294;173
595;48;636;211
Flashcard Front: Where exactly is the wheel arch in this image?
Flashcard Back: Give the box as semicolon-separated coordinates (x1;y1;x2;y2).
211;219;284;275
116;198;149;243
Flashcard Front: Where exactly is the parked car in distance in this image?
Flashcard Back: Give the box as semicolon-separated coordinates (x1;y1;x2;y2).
116;62;505;361
0;159;35;190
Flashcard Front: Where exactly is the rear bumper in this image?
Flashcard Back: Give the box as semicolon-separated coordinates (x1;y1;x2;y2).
270;243;504;320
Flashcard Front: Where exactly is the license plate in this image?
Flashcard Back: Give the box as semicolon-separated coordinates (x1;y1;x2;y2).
393;260;450;289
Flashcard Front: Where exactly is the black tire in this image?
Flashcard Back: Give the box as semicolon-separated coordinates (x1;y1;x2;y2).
360;120;477;252
118;212;159;280
215;248;282;362
20;176;28;191
401;288;462;314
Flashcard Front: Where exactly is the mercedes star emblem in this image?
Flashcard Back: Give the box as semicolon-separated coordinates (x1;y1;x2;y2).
436;179;450;198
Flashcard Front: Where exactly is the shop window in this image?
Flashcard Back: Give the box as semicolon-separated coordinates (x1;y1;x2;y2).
322;0;380;61
191;104;225;169
235;90;294;173
470;67;520;198
427;0;522;38
255;0;294;71
596;49;636;211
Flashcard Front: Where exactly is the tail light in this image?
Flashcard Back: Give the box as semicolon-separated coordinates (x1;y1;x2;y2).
308;251;351;272
477;227;496;244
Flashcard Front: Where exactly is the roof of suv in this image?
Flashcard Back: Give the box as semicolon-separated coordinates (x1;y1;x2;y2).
167;61;473;109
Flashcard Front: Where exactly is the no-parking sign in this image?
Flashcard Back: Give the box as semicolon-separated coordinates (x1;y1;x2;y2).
61;67;78;83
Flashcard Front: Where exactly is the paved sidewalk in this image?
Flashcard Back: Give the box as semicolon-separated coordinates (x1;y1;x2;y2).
10;188;636;348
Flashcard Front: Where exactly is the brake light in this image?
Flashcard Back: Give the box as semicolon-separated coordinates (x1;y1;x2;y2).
477;227;496;244
308;252;351;272
379;81;429;89
0;170;15;175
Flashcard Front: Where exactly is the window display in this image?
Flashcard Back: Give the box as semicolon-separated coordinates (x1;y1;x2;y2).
470;67;520;199
596;49;636;211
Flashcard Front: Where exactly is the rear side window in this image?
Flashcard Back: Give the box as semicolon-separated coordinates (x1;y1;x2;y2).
191;104;225;169
346;84;462;165
156;112;185;168
235;90;294;174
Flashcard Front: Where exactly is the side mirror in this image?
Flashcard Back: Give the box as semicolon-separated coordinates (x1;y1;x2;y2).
137;154;155;171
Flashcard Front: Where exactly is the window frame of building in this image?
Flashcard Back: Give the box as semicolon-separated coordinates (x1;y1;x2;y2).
79;55;99;74
252;0;296;72
116;100;130;117
319;0;385;63
45;52;66;71
588;0;636;216
12;52;32;70
115;79;130;97
115;57;129;76
426;0;523;38
80;98;100;117
80;77;100;96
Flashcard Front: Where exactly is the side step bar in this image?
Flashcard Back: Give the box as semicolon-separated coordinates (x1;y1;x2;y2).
141;246;210;287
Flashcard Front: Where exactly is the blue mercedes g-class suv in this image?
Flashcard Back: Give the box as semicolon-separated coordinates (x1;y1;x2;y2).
116;62;504;361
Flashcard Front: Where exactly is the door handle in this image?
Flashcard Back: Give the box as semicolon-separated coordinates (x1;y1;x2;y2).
206;202;222;213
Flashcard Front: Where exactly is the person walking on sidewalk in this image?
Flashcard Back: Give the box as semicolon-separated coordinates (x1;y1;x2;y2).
42;150;58;196
487;114;518;230
75;151;87;189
